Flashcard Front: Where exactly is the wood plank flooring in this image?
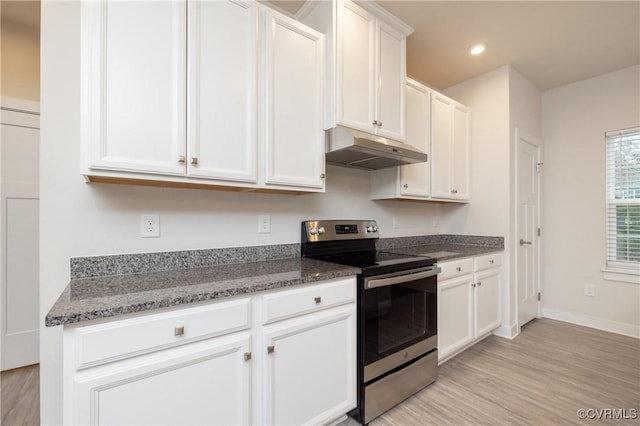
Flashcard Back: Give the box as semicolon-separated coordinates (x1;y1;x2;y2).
361;319;640;425
1;364;39;426
1;319;638;425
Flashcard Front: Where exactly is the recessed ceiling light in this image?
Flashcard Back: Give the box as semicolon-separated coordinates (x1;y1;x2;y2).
470;43;487;56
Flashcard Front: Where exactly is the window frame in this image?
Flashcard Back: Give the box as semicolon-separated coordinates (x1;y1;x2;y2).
603;126;640;283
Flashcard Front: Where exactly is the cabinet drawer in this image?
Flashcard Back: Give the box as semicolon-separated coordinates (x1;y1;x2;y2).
73;298;251;369
438;258;473;280
262;278;355;325
474;253;503;272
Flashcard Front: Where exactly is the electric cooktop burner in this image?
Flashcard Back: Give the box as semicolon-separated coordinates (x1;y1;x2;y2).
300;220;436;277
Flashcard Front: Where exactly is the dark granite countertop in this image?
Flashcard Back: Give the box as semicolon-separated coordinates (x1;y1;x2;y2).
46;235;503;327
45;257;359;327
386;243;503;262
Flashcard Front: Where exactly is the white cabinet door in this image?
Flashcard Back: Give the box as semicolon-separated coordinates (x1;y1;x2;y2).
337;0;377;134
451;103;470;200
431;93;470;201
261;304;356;426
72;334;251;426
82;1;186;176
187;0;257;183
400;79;431;197
262;10;325;190
376;20;405;141
431;92;453;199
438;274;474;360
474;268;502;338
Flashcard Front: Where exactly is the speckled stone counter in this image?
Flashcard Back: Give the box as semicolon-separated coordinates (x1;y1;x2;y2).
378;234;504;262
46;235;502;327
46;255;359;327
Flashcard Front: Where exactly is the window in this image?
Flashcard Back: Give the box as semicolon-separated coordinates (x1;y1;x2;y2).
606;127;640;270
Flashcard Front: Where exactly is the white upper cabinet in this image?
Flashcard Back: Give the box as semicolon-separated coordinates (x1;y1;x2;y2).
337;0;410;140
451;103;470;199
338;1;376;134
431;92;470;201
303;0;412;141
262;10;326;190
376;20;406;140
81;0;325;193
370;78;431;200
187;0;258;184
81;1;186;176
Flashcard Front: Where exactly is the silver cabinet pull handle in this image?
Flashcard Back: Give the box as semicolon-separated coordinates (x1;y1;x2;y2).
372;120;379;126
178;155;186;163
456;267;462;272
378;121;382;127
520;239;532;246
174;326;185;336
472;283;476;287
267;345;275;354
191;157;199;165
477;281;482;287
489;259;495;264
314;296;322;304
403;184;409;188
320;173;326;179
244;352;252;362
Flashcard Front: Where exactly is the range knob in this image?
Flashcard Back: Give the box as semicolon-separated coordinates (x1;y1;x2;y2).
318;227;326;235
366;226;374;233
309;227;319;236
373;226;378;232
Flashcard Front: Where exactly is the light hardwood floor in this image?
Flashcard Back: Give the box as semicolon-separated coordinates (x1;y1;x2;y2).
363;318;640;425
1;319;638;426
1;363;39;426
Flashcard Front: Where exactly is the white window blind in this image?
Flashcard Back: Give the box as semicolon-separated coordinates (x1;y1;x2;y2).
606;127;640;268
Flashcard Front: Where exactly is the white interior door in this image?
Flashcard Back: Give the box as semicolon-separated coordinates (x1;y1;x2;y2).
1;98;40;370
516;130;541;327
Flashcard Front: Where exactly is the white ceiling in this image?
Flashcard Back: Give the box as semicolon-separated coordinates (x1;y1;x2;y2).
378;1;640;91
3;1;639;91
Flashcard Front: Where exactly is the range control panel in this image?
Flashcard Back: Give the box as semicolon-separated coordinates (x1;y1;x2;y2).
302;220;379;242
335;224;359;235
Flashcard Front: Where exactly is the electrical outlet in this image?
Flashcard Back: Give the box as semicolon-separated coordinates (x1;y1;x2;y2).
584;283;595;297
140;214;160;238
258;215;271;233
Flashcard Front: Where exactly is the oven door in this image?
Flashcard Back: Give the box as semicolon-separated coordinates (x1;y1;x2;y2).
362;266;440;382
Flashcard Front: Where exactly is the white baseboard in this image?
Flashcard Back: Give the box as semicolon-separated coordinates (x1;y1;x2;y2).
542;308;640;338
493;323;519;339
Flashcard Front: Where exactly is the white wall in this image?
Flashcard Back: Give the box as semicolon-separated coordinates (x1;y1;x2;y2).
443;66;515;331
541;65;640;337
39;3;443;423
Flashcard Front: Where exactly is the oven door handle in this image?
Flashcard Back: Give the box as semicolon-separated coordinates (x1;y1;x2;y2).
364;267;442;289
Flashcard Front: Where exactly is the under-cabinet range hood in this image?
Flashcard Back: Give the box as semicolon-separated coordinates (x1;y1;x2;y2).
325;126;428;170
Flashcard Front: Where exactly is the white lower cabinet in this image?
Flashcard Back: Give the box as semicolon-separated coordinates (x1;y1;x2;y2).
63;277;356;425
438;253;502;361
261;304;356;425
72;333;252;425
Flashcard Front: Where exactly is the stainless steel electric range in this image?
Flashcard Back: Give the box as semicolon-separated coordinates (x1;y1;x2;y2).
301;220;441;424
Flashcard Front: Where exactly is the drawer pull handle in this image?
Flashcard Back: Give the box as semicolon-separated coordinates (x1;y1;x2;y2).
174;326;185;336
267;345;275;354
489;259;495;264
314;296;322;304
244;352;252;362
456;267;462;272
478;281;482;287
472;283;476;287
